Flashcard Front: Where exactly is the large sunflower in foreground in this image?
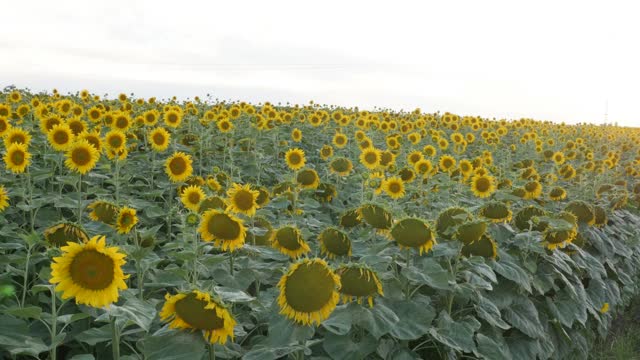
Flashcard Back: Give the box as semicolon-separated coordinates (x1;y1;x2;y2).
198;209;246;251
4;142;31;174
278;258;341;325
165;152;193;183
64;140;100;174
160;290;236;345
285;148;306;170
49;235;128;308
226;183;259;216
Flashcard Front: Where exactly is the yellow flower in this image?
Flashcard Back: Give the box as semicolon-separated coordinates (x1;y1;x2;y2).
277;258;340;325
104;130;127;153
49;235;128;308
47;123;74;151
163;109;183;128
336;265;383;307
470;174;496;198
65;140;100;174
3;127;31;148
332;133;348;148
116;206;138;234
523;181;542;200
296;168;320;189
181;185;206;212
4;142;31;174
217;119;233;133
329;157;353;177
271;225;311;259
382;176;405;199
149;127;171;152
0;185;9;212
165;152;194;183
198;209;246;251
359;147;381;170
600;302;609;314
291;128;302;142
390;218;436;255
285;148;306;170
160;290;236;345
319;227;351;258
226;183;259;216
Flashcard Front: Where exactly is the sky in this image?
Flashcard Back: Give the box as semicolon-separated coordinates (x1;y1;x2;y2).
1;0;638;127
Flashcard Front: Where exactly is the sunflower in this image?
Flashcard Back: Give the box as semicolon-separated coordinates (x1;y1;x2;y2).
246;216;274;246
339;209;362;228
87;200;119;226
47;123;74;151
160;290;236;345
436;207;473;240
514;206;547;231
336;265;383;307
178;185;205;212
523;181;542;200
206;176;223;193
226;183;259;216
67;118;88;136
470;174;496;198
319;145;333;160
49;235;128;308
142;109;160;126
314;182;337;203
390;218;436;254
296;168;320;189
356;204;392;233
455;220;487;244
217;119;233;133
439;155;456;173
407;151;423;165
382;176;405;199
0;185;9;212
564;200;595;225
163;109;183;128
0;117;11;137
44;222;90;247
319;227;351;258
414;159;434;177
543;212;577;250
198;209;246;251
149;127;171;152
198;196;226;214
3;127;31;148
291;128;302;142
285;148;306;170
359;147;381;170
549;186;567;201
116;206;138;234
104;130;127;153
593;206;608;227
4;142;31;173
329;157;353;176
64;140;100;174
165;152;194;183
277;258;340;326
552;151;565;165
78;131;102;152
333;133;348;148
461;234;498;259
478;201;512;223
255;186;270;207
271;225;311;259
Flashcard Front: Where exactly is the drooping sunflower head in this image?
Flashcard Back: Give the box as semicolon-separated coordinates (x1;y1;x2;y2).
478;201;512;223
246;216;274;246
543;212;578;250
514;206;548;231
271;225;311;259
49;235;128;308
390;218;436;255
160;290;236;345
165;152;194;183
523;180;543;200
336;264;383;307
436;207;473;240
339;208;362;228
593;205;608;227
254;186;270;207
296;168;320;189
198;196;226;214
461;234;498;259
278;258;341;326
329;157;353;177
549;186;567;201
87;200;119;226
564;200;596;225
226;183;259;216
3;142;31;174
181;185;206;212
319;227;351;258
198;209;246;252
116;206;138;234
43;222;90;247
455;220;488;244
357;203;393;231
470;174;496;198
285;148;306;170
314;182;337;203
0;185;9;212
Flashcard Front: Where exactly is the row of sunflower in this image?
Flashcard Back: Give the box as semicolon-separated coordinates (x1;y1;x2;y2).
0;87;639;359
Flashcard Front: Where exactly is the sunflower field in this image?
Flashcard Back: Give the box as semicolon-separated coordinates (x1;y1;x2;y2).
1;86;640;360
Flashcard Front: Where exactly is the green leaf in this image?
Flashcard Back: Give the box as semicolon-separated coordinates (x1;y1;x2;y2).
0;315;49;356
69;355;95;360
428;311;481;353
243;345;305;360
322;305;352;335
75;325;112;345
107;296;156;332
323;331;377;360
2;305;42;320
350;302;399;339
491;258;532;293
386;295;435;340
142;331;206;360
475;333;513;360
402;258;452;290
214;286;255;303
475;296;510;330
502;297;544;339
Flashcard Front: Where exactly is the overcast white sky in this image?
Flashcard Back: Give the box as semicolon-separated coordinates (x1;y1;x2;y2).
1;1;638;126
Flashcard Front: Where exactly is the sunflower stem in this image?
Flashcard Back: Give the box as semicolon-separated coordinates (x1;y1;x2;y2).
114;158;120;205
229;251;234;276
50;287;57;360
76;173;83;226
208;343;215;360
192;226;199;285
20;243;32;307
110;315;120;360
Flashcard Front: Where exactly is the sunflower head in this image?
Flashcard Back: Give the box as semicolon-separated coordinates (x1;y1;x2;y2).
0;185;9;212
523;180;543;200
149;127;171;152
246;216;274;246
88;200;119;226
461;234;498;259
285;148;306;170
593;206;608;227
181;185;206;212
198;209;246;252
339;209;362;228
319;227;351;258
514;206;548;231
382;177;405;199
65;140;100;174
359;147;381;170
165;152;194;183
116;206;138;234
3;142;31;174
49;235;128;308
160;290;236;344
329;157;353;176
390;218;436;255
436;207;473;240
478;201;512;223
314;183;337;203
543;212;578;250
296;168;320;189
564;200;596;225
271;225;310;259
278;258;341;326
336;264;383;307
226;183;259;216
43;222;89;247
455;220;487;244
549;186;567;201
470;174;496;198
357;203;393;231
